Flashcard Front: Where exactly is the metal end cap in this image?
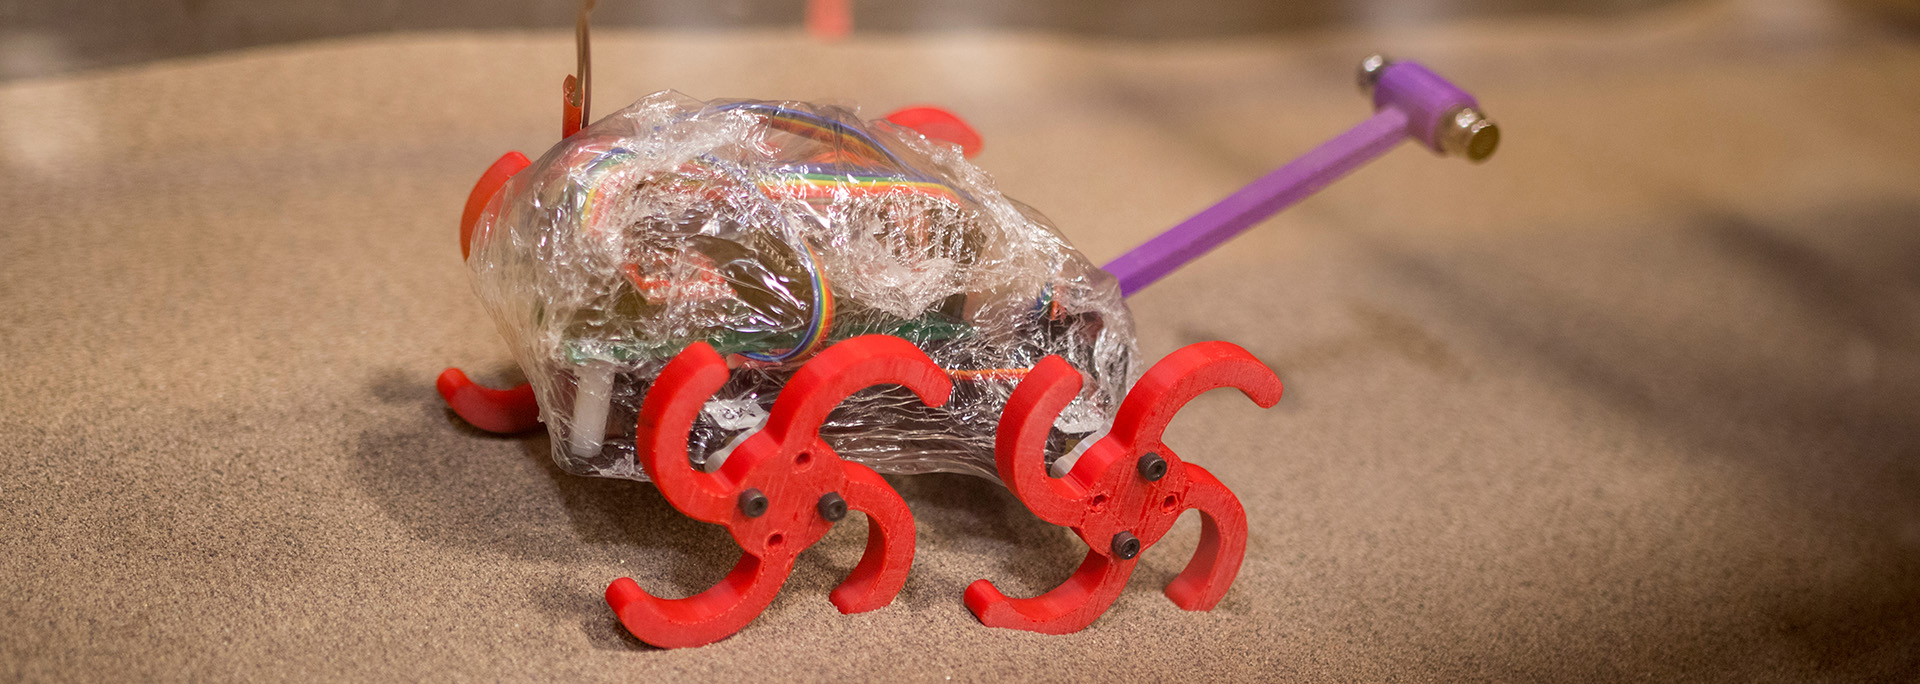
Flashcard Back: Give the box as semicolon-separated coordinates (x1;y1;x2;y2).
1440;107;1500;162
1357;54;1393;97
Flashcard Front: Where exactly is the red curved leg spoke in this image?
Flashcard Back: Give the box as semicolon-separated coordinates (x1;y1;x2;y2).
758;337;942;614
964;551;1135;635
443;151;533;430
763;335;952;447
995;355;1090;526
460;151;531;260
436;368;540;434
1164;464;1248;611
1109;341;1282;449
605;553;793;649
827;463;916;614
635;342;735;522
882;106;983;158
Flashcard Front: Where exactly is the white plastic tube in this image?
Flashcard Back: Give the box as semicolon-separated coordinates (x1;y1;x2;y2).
569;362;616;458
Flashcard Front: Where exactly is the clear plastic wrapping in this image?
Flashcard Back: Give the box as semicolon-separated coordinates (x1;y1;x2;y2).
467;92;1135;481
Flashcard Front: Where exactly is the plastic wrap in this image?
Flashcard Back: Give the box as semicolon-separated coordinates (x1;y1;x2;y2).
467;91;1135;481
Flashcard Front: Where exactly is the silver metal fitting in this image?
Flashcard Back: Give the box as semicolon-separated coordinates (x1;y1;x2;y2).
1357;54;1393;98
1438;106;1499;162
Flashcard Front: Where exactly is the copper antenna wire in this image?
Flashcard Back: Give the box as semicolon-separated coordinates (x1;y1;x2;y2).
574;0;595;125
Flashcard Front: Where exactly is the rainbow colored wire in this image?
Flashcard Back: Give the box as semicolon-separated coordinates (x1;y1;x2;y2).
759;173;965;205
714;102;935;180
573;103;981;365
739;238;836;364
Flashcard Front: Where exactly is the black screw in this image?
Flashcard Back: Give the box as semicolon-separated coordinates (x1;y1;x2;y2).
1111;531;1141;560
817;492;848;522
738;488;769;518
1137;452;1168;481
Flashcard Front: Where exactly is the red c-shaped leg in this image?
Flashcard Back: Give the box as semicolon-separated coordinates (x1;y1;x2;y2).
964;551;1134;635
1163;463;1246;611
968;341;1281;634
992;356;1091;526
828;462;916;614
460;151;531;260
884;106;984;158
435;368;540;434
605;554;792;649
608;335;949;648
440;151;539;432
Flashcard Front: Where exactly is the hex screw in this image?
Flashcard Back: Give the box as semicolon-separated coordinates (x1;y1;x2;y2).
738;488;769;518
1137;452;1168;481
817;492;848;522
1111;531;1142;560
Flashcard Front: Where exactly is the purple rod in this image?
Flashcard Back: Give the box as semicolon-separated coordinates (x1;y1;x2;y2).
1103;59;1494;297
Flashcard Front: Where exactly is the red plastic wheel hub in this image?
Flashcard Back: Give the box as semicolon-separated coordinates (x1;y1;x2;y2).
965;341;1282;634
606;335;952;648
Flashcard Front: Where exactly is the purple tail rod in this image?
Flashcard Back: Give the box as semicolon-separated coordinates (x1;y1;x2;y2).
1104;56;1500;297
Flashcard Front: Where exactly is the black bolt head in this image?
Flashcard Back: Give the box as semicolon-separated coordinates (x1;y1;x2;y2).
1111;531;1142;560
738;488;769;518
817;492;848;522
1137;452;1168;481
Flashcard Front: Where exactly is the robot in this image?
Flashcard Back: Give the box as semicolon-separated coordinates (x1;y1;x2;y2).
439;20;1497;647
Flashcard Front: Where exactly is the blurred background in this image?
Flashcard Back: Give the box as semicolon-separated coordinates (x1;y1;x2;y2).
2;0;1915;81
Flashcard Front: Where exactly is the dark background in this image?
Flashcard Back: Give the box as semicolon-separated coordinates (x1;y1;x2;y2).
0;0;1734;80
